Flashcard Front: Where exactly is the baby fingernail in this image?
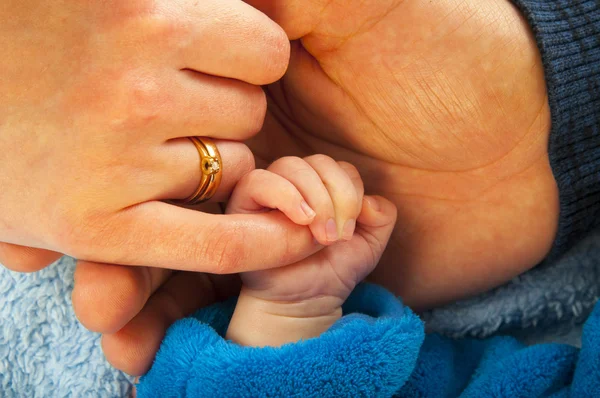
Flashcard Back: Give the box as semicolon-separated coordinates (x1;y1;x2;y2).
326;218;338;241
342;219;356;241
300;201;316;219
364;196;380;212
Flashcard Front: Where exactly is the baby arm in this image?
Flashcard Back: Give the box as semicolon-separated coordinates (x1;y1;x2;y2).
225;155;397;347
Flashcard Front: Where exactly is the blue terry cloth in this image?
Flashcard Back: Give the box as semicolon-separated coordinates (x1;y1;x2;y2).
0;257;133;398
138;283;600;397
2;232;600;396
137;284;424;398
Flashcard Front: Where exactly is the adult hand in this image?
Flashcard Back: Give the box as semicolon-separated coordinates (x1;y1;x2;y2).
0;0;320;374
246;0;558;309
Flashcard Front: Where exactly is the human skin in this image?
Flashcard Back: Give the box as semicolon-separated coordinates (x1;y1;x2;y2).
245;0;558;310
224;155;396;347
16;0;557;375
0;0;318;374
0;0;323;273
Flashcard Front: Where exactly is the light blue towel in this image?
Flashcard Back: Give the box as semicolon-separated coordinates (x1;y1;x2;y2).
0;257;132;397
1;231;599;396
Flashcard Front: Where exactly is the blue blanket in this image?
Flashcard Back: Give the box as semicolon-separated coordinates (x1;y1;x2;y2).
137;283;600;397
0;257;133;397
2;231;600;396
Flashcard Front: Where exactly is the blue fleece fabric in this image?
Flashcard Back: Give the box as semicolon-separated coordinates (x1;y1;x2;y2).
2;233;600;397
0;257;133;397
138;283;600;397
2;0;600;396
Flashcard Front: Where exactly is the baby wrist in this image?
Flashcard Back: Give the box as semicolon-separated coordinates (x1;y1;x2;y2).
226;290;342;347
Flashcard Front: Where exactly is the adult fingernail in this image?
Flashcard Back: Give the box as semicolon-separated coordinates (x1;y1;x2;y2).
364;196;380;212
342;219;356;241
326;218;338;242
300;201;316;219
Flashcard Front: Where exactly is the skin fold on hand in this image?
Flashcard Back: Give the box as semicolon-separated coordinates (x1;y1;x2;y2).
0;0;317;376
246;0;558;310
1;0;559;377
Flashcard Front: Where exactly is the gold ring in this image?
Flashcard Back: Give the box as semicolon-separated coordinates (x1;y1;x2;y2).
176;137;222;205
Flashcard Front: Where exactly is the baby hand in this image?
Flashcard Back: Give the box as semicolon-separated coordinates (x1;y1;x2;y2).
226;155;367;245
225;155;397;346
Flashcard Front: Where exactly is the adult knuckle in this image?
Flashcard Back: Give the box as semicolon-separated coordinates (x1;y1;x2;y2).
128;76;162;112
137;12;182;43
100;3;178;43
110;73;164;131
72;265;144;332
77;67;165;135
61;6;177;125
199;227;247;274
52;209;114;259
51;209;87;252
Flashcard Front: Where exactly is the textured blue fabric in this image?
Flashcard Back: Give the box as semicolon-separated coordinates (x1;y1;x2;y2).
139;283;600;397
137;284;424;398
508;0;600;262
424;230;600;341
3;232;599;396
0;257;133;397
2;233;600;397
2;0;600;396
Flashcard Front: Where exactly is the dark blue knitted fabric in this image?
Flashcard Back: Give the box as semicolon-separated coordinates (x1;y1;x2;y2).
510;0;600;262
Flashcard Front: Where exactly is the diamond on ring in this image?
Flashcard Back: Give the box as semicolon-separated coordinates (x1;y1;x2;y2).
203;157;220;175
171;137;222;205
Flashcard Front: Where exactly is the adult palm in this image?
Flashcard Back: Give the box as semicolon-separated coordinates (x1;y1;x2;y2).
247;0;558;309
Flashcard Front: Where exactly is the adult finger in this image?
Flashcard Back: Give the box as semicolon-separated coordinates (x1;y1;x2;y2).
102;272;240;375
0;243;62;273
147;71;268;142
63;201;320;273
72;261;172;333
173;0;290;84
72;201;229;335
155;139;255;203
